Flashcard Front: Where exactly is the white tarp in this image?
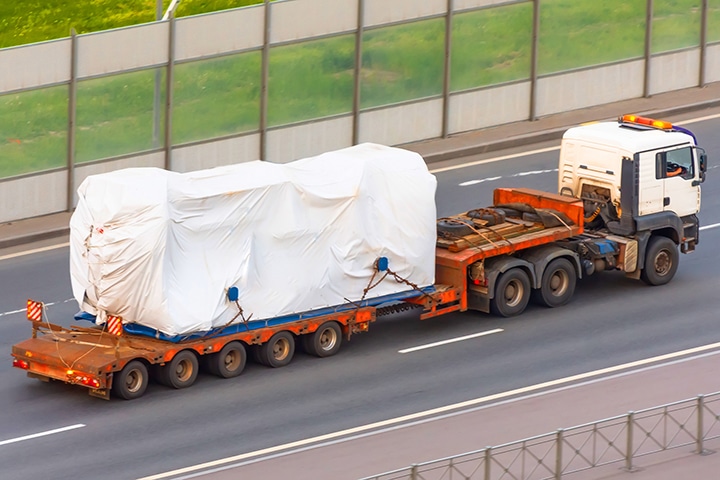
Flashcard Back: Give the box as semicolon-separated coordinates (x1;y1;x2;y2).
70;143;437;336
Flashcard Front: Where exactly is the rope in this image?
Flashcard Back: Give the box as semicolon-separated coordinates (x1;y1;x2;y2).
543;210;573;231
437;217;508;249
42;302;107;372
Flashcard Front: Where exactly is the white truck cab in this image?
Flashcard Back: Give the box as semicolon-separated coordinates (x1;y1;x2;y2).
557;115;707;284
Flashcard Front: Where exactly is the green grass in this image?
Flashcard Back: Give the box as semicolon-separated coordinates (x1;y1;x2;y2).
0;1;264;49
0;0;717;178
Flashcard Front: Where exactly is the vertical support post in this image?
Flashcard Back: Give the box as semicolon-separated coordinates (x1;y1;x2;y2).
699;0;708;87
643;0;653;98
484;447;491;480
441;0;453;138
164;12;176;171
625;411;635;471
66;29;78;212
352;0;364;145
529;0;540;121
555;429;563;480
153;0;163;148
697;395;705;454
410;464;418;480
260;0;271;160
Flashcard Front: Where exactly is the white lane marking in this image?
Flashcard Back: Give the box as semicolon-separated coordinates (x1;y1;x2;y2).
0;242;69;262
676;112;720;125
700;223;720;231
0;424;85;447
138;341;720;480
399;329;503;354
459;176;501;186
459;168;557;186
429;146;561;174
0;298;74;318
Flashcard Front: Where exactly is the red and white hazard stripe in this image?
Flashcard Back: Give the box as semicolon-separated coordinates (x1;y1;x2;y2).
26;299;43;322
106;315;123;336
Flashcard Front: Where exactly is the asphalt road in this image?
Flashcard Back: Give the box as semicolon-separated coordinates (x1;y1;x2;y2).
1;111;719;480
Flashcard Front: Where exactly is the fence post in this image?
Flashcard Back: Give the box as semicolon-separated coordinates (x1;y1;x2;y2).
528;0;539;121
351;0;364;145
625;411;634;471
555;429;563;480
441;0;453;138
484;447;491;480
699;0;708;87
697;395;705;454
643;0;653;98
259;0;271;161
410;464;418;480
164;11;176;171
66;28;78;212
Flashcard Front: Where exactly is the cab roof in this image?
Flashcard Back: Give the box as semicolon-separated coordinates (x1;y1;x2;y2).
562;121;695;154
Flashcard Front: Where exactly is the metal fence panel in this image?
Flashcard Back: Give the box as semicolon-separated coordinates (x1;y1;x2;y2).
0;40;71;92
709;45;720;82
173;135;261;172
535;61;645;117
649;50;702;95
175;6;265;62
359;99;443;146
271;0;357;44
363;393;720;480
72;152;166;203
266;116;353;163
0;171;67;224
448;82;531;134
364;0;447;28
77;23;168;79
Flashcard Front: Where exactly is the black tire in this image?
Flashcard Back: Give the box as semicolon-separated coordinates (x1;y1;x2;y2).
641;236;679;286
490;268;531;317
258;331;295;368
437;219;473;237
112;360;148;400
249;345;265;365
533;258;576;308
522;212;541;223
302;322;342;358
158;350;199;389
206;342;247;378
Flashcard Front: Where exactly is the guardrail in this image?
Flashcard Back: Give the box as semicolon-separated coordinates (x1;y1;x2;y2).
361;392;720;480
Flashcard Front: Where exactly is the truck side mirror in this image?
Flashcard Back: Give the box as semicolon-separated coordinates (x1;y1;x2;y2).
699;152;707;173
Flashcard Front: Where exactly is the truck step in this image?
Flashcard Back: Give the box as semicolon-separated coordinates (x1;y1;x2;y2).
681;239;696;254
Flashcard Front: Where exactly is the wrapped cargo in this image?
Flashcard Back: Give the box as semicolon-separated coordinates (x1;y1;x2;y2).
70;143;437;338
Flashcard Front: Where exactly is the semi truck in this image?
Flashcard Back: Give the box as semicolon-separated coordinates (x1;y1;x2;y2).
11;114;707;400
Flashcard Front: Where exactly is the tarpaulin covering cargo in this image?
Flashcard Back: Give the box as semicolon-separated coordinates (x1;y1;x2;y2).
70;143;437;337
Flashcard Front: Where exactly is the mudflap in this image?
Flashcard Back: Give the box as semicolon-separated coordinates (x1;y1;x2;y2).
89;388;111;400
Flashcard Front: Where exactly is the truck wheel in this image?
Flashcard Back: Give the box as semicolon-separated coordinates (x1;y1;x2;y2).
302;322;342;358
533;258;576;308
207;342;247;378
491;268;531;317
112;360;148;400
641;236;679;286
159;350;199;389
259;331;295;368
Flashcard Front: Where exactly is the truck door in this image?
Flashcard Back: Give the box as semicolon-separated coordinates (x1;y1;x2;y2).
637;150;664;215
655;145;701;217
